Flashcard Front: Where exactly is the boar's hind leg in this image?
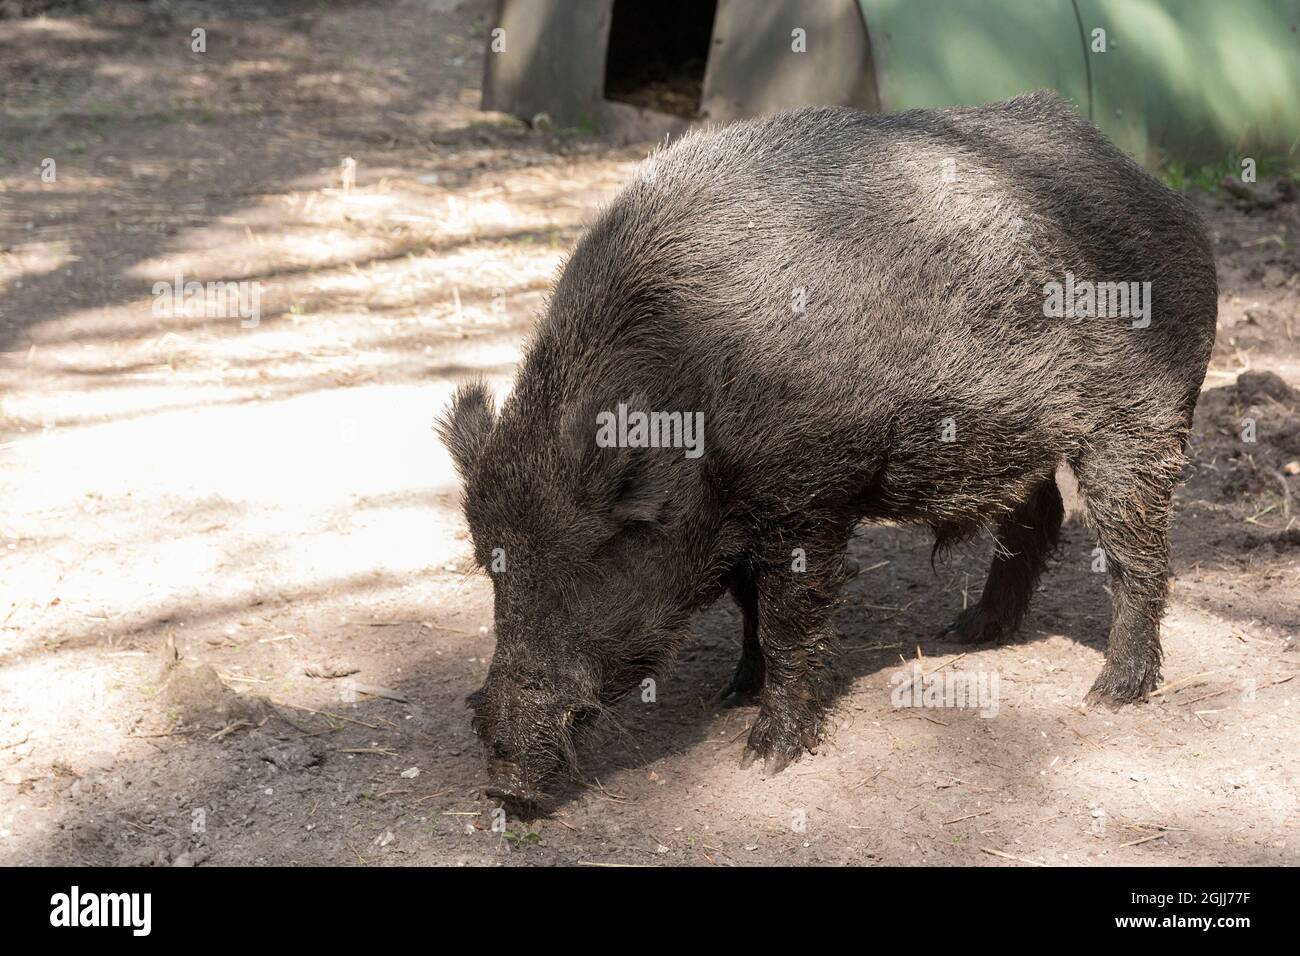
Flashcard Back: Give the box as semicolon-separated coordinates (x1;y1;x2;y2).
940;478;1064;645
720;565;765;702
1075;439;1183;708
740;562;841;775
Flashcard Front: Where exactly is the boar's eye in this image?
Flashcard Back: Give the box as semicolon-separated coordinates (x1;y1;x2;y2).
568;706;600;728
609;470;668;526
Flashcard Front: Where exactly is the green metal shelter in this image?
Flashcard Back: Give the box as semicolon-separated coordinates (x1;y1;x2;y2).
482;0;1300;165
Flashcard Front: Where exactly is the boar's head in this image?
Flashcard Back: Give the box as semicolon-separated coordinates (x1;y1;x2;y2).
437;380;695;807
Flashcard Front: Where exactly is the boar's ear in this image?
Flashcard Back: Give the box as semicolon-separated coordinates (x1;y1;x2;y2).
436;381;496;479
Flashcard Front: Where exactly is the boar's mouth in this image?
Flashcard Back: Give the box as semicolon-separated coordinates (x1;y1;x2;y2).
484;758;545;810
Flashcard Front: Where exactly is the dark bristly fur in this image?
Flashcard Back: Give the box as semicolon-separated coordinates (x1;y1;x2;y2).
439;91;1218;803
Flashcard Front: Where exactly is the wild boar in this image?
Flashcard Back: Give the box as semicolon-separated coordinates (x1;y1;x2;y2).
438;91;1217;804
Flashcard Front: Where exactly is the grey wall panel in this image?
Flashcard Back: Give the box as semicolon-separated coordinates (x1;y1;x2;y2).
701;0;878;122
481;0;614;126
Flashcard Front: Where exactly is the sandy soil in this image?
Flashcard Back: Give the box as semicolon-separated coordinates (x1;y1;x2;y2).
0;0;1296;867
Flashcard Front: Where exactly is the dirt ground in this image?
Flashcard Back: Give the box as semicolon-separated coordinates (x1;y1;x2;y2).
1;0;1297;867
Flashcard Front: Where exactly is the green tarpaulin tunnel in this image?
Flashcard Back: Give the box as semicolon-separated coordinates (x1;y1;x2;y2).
482;0;1300;165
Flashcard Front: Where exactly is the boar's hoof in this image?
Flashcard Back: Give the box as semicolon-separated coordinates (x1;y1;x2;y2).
939;604;1008;644
741;706;819;775
1084;663;1161;710
739;744;797;776
763;750;794;776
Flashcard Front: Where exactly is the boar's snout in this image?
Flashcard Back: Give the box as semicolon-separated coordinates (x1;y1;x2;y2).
467;672;586;807
484;758;540;806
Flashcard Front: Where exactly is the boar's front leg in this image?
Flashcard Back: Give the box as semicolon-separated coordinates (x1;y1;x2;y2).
720;564;765;702
740;552;841;775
